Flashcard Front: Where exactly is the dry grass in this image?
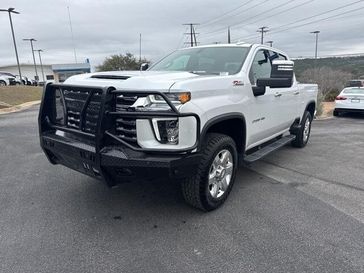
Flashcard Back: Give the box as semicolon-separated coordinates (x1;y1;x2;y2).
0;86;42;108
319;102;335;118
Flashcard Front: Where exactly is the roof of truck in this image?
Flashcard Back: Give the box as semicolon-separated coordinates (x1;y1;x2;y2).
178;43;288;58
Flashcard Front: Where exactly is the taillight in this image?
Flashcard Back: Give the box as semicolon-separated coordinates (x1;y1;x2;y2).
335;96;347;100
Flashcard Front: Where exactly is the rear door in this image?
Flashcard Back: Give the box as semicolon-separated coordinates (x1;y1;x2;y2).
267;50;301;125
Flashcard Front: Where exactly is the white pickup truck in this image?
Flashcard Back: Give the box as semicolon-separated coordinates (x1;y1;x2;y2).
39;43;318;211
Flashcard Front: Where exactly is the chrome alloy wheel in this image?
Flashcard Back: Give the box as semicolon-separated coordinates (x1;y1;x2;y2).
303;118;311;142
208;149;234;199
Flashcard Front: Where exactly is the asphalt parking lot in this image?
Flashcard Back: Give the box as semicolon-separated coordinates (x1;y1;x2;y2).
1;106;363;273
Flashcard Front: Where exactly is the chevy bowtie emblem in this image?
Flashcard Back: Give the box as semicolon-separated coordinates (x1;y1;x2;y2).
233;80;244;86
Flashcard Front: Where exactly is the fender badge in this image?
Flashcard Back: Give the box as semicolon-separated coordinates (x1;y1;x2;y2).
233;80;244;86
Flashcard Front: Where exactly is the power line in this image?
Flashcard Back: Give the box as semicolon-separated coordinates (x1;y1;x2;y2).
176;26;189;49
199;0;257;27
234;1;364;41
202;0;271;34
240;0;314;29
269;0;364;32
274;6;364;35
203;0;297;37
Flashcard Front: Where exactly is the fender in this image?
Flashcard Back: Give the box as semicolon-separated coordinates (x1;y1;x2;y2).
304;100;316;117
199;112;247;153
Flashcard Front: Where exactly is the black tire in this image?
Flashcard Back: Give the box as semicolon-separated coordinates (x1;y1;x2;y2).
333;110;340;117
181;133;238;211
291;111;312;148
0;80;6;86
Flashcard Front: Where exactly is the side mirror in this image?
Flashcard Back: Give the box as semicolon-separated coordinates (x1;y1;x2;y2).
140;63;149;71
253;60;294;96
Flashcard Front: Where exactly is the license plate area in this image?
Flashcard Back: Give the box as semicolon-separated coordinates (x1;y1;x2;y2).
351;98;360;103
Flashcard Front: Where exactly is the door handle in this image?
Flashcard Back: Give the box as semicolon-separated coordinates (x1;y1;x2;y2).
293;91;300;95
274;92;282;97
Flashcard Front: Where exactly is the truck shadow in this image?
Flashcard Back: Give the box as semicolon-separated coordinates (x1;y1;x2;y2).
58;165;256;221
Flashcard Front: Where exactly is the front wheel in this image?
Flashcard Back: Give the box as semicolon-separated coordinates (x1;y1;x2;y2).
181;133;238;211
291;111;312;148
0;80;6;86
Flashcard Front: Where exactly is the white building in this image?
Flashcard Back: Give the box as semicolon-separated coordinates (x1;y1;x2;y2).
0;63;91;83
0;64;53;82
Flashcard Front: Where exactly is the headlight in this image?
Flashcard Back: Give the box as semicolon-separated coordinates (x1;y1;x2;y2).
151;92;191;104
152;118;179;144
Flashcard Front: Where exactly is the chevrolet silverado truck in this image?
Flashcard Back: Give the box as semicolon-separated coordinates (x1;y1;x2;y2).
38;43;318;211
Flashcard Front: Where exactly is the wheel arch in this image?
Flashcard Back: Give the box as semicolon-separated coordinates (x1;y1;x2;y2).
305;100;316;118
200;113;246;154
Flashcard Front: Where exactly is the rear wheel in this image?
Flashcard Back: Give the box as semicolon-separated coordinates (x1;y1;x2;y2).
333;109;340;117
0;80;6;86
291;111;312;148
181;133;238;211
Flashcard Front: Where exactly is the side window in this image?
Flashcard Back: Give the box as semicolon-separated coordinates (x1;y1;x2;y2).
249;50;271;85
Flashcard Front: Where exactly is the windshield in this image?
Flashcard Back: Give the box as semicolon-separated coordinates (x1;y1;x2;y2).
343;88;364;94
149;47;250;75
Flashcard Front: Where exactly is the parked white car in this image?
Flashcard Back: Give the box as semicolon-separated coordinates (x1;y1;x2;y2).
0;72;19;85
0;75;9;86
39;43;318;211
334;87;364;116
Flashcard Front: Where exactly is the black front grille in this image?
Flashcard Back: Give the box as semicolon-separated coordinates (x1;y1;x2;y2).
55;87;102;134
115;95;138;144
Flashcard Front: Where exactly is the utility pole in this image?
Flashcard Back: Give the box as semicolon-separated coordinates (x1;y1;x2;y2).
228;27;231;44
257;26;269;44
139;33;142;63
183;23;199;47
0;8;23;84
310;30;320;59
266;40;273;47
67;5;77;63
23;38;38;82
34;49;45;83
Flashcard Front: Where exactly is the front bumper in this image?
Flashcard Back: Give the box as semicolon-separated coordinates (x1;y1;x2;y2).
41;132;201;186
38;84;201;186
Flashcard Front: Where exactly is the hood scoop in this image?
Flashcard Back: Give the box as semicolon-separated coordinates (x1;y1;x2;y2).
90;75;131;80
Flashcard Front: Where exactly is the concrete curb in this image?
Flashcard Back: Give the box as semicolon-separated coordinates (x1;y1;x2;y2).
0;100;41;115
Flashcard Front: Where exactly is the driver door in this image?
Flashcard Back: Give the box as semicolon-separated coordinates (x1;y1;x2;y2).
247;49;283;148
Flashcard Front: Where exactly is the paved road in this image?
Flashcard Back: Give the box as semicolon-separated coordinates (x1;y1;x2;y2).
1;107;363;273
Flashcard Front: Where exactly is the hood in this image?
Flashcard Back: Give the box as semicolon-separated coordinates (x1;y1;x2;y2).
64;70;201;91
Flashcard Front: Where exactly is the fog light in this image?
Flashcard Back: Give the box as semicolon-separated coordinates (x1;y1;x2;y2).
157;119;179;144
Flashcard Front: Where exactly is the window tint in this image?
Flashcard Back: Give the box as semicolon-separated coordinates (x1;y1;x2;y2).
249;50;271;84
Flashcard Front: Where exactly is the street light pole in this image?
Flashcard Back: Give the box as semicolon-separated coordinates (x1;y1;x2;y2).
0;7;23;84
23;38;38;83
266;40;273;47
34;49;45;83
310;31;320;59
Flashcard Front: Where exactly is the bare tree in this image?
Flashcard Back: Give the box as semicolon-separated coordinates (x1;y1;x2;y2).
297;67;352;100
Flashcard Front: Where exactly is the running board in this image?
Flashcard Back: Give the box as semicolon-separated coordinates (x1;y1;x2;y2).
243;135;296;163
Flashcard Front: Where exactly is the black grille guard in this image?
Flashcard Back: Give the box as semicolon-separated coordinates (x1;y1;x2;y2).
38;83;201;155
